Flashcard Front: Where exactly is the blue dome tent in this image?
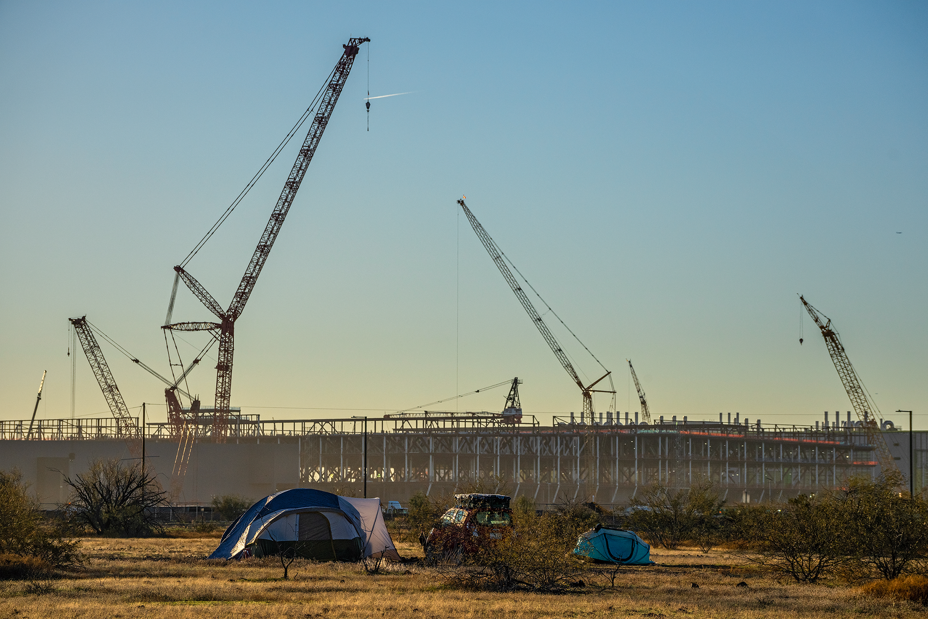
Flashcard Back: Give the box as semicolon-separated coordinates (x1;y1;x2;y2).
208;488;400;562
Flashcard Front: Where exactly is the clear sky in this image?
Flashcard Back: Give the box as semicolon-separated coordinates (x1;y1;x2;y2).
1;1;925;430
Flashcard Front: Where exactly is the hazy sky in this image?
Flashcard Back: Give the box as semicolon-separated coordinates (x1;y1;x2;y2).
1;1;925;430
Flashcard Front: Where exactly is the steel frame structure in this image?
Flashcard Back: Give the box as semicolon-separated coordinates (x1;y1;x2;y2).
7;414;887;506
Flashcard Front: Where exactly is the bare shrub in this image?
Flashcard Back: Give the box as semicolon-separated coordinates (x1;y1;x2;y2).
65;459;168;537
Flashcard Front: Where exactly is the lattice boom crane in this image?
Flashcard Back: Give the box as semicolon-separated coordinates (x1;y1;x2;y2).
69;317;141;454
458;199;612;422
627;359;651;423
170;38;369;439
799;295;901;484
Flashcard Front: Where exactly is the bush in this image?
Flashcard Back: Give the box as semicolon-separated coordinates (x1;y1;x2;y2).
65;459;168;537
406;491;440;544
749;493;847;583
836;474;928;580
211;494;253;521
627;477;724;550
0;554;51;581
0;470;79;571
438;498;592;592
861;575;928;606
512;495;536;523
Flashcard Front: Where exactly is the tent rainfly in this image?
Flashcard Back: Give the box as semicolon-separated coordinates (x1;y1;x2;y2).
208;489;401;562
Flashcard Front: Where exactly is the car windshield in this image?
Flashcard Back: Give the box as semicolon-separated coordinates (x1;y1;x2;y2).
474;511;511;526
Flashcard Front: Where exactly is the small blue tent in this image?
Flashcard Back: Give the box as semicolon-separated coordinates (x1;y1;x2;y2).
573;525;654;565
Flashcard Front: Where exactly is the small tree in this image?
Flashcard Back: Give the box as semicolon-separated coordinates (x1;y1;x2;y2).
0;470;79;570
408;491;443;545
751;493;847;583
628;477;724;550
836;474;928;580
65;459;168;537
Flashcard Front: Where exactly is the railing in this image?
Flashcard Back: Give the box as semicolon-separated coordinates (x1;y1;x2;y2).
0;417;137;440
0;414;877;448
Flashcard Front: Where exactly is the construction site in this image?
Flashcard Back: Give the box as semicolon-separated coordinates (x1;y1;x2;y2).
4;36;922;511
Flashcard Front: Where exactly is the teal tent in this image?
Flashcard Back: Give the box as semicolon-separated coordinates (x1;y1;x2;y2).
573;525;654;565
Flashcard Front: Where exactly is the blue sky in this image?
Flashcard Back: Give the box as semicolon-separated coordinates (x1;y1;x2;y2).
1;1;925;429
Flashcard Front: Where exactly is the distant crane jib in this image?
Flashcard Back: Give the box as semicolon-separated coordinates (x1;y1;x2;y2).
628;359;651;423
26;370;47;440
69;317;141;449
798;295;899;483
459;200;583;391
458;199;612;419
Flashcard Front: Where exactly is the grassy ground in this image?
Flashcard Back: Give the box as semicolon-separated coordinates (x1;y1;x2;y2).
0;536;918;618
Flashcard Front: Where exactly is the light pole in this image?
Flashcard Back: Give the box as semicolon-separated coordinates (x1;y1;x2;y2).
352;416;368;498
897;410;914;496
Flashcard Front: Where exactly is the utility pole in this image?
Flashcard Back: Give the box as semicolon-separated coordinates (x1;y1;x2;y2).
352;416;368;498
898;410;914;496
142;402;146;478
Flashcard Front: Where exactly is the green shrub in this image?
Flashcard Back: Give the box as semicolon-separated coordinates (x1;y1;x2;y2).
0;470;79;570
512;495;536;524
211;494;253;521
835;474;928;580
749;493;847;583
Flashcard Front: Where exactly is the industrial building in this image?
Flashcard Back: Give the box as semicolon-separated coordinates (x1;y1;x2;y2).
2;410;922;509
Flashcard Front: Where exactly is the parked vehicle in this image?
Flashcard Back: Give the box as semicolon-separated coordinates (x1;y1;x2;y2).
422;493;512;562
384;500;407;516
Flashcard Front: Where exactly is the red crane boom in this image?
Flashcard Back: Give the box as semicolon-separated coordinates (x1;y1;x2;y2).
171;38;369;439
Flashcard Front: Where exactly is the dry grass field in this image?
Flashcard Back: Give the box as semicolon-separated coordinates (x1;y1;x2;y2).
0;535;920;618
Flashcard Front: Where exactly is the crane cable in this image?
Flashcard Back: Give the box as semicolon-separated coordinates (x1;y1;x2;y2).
500;251;610;376
179;63;338;269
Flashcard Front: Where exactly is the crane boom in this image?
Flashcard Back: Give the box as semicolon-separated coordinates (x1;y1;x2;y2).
175;37;369;440
799;295;900;484
627;360;651;423
26;370;47;440
69;317;141;452
457;198;611;422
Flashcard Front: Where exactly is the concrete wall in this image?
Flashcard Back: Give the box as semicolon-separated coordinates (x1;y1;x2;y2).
0;437;300;509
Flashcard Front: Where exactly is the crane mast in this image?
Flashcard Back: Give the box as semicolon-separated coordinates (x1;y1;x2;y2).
171;38;369;439
69;317;141;453
627;360;651;423
798;295;901;484
457;199;612;423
